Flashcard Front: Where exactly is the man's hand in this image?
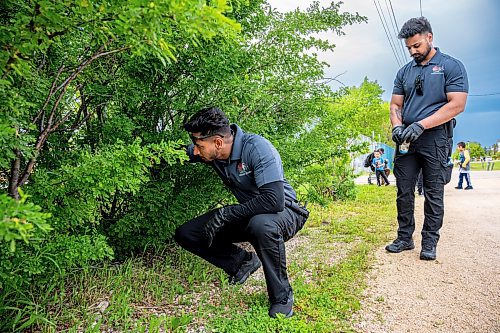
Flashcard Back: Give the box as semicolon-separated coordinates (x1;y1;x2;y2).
401;122;424;143
203;206;233;247
391;125;405;145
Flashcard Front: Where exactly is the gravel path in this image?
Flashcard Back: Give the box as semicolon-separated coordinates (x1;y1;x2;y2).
352;170;500;333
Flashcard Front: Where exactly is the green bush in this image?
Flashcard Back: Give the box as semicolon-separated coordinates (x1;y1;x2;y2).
0;190;52;255
292;155;357;205
106;164;231;253
0;139;188;329
0;191;52;291
0;1;381;330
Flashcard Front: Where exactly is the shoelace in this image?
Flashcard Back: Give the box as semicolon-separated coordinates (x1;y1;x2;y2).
279;298;289;305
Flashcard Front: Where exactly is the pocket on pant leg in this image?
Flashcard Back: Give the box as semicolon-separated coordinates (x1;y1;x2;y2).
282;211;307;242
445;164;453;184
435;139;450;184
296;215;307;233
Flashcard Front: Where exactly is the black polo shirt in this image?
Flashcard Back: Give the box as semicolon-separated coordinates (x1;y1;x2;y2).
187;124;297;204
393;48;469;125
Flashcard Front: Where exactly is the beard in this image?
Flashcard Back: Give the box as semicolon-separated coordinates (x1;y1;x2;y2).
202;149;220;162
412;43;432;64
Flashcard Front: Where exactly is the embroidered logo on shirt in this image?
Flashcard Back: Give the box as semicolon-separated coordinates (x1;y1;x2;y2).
431;65;444;74
237;162;252;176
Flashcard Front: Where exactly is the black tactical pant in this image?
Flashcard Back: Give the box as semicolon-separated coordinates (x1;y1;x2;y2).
174;206;306;303
416;169;424;194
375;169;390;185
393;125;452;246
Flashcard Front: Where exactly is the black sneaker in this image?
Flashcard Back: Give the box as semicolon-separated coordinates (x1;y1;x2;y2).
420;244;437;260
269;290;294;318
228;252;261;285
454;186;462;189
385;238;415;253
464;186;473;190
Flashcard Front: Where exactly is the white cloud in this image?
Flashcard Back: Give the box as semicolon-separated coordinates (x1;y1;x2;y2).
268;0;500;144
269;0;499;95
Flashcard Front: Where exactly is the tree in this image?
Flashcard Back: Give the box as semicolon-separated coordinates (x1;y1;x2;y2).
0;1;242;328
0;1;378;329
0;0;241;200
467;142;486;159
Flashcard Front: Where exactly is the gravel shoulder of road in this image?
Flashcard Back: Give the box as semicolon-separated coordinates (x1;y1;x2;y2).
352;170;500;333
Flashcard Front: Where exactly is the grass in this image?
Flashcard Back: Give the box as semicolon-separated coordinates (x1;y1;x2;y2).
467;161;498;171
25;185;397;333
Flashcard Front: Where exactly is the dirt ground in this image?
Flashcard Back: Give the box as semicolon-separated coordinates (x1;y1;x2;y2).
352;170;500;333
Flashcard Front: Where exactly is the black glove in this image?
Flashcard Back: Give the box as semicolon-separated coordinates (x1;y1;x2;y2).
203;206;235;247
401;122;424;143
391;125;405;145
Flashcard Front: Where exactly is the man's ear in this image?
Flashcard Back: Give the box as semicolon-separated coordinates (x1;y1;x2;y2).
214;137;224;149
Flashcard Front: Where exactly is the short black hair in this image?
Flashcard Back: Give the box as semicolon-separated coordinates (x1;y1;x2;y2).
378;148;385;153
457;141;466;148
183;106;231;136
398;17;432;39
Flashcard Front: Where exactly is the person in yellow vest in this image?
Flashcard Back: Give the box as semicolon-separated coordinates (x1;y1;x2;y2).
455;142;473;190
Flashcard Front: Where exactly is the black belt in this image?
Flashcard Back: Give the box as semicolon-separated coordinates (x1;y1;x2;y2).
285;200;310;219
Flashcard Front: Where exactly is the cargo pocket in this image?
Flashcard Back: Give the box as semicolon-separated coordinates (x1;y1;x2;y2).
296;215;307;233
445;162;453;184
436;139;452;184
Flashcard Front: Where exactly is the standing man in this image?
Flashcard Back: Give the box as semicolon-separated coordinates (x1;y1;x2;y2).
485;155;494;171
174;107;309;318
387;17;468;260
455;142;473;190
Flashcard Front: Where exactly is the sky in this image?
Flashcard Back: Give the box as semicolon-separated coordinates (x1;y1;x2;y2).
269;0;500;147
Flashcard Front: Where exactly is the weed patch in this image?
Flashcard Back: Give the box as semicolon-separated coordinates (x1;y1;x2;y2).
26;185;396;332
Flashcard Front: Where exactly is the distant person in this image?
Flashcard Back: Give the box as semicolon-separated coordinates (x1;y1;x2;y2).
387;17;468;261
372;150;390;186
485;155;494;171
174;107;309;318
455;142;473;190
377;147;390;173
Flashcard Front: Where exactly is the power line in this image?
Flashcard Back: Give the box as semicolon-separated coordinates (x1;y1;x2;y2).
376;0;404;66
387;0;408;63
383;0;405;63
469;92;500;97
373;0;402;67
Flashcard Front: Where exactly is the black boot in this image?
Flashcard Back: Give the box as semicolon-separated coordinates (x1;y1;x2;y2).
269;290;294;318
420;244;437;260
228;252;261;285
385;238;415;253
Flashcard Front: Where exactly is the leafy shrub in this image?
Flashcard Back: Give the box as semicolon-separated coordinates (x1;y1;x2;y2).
0;139;188;330
0;190;52;293
0;190;52;254
295;156;357;204
329;155;358;201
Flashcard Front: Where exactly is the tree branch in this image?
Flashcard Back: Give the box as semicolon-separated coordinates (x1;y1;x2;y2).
8;149;21;199
33;64;65;130
16;42;129;190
